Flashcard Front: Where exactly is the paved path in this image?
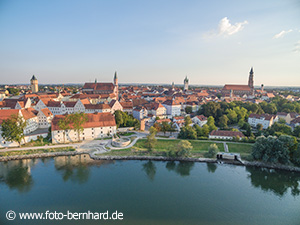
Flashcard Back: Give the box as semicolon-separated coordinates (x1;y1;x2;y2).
0;143;78;152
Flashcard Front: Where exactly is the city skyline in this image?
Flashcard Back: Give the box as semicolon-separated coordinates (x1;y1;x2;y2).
1;0;299;86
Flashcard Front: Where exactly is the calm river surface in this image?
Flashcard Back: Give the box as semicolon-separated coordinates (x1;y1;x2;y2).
0;155;300;225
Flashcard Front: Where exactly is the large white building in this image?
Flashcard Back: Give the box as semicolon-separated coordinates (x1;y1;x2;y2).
248;113;278;129
162;99;181;118
51;112;117;143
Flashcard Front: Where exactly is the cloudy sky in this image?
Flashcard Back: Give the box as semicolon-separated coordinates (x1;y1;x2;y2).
0;0;299;86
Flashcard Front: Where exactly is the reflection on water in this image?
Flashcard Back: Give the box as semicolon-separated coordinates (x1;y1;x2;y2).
142;161;156;181
0;159;37;193
165;161;195;177
246;167;300;197
0;155;114;192
206;163;217;173
1;156;300;199
54;154;115;184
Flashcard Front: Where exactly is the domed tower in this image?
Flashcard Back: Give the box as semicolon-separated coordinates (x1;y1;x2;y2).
30;75;38;93
113;71;119;97
184;76;189;91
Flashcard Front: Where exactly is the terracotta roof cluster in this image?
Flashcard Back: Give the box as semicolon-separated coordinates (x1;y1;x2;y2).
120;101;133;110
223;85;251;91
162;99;180;106
83;82;114;91
210;130;245;138
71;94;101;99
144;102;165;111
51;112;116;131
156;119;171;123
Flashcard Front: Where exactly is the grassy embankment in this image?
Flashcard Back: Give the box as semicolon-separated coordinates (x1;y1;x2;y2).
0;147;75;157
101;139;253;159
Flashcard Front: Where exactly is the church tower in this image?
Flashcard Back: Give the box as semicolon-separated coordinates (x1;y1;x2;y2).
30;75;38;93
184;76;189;91
113;71;119;97
248;67;254;89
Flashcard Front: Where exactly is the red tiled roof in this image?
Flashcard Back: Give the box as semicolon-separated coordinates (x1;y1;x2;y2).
156;119;171;123
51;112;116;131
195;115;207;121
63;101;77;107
84;104;111;110
248;113;275;121
80;99;91;105
47;101;62;107
83;83;114;91
223;85;251;91
120;101;133;109
162;99;180;106
0;109;20;124
40;108;53;117
21;108;38;120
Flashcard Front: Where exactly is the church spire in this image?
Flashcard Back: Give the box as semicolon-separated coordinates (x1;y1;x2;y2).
248;67;254;89
114;71;118;80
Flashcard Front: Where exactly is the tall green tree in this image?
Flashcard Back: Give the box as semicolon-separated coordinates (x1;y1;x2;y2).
58;115;71;143
161;121;171;136
207;116;217;131
1;114;27;147
145;133;157;151
184;116;192;127
69;112;88;141
176;140;193;157
218;115;229;129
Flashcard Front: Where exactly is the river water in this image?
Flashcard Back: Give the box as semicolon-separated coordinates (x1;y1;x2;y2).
0;155;299;225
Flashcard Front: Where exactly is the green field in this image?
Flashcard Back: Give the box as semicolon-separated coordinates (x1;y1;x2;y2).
101;139;254;159
134;139;224;153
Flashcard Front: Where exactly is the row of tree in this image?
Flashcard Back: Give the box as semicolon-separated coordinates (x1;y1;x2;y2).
252;135;300;166
58;112;88;143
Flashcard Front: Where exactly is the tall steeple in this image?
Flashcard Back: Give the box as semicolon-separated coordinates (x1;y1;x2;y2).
248;67;254;89
184;76;189;91
113;71;118;97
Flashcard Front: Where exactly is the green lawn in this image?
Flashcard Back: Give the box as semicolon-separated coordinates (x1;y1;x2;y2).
134;139;224;153
227;143;253;154
101;139;254;160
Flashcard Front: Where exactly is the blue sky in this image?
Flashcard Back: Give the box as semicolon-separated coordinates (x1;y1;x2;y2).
0;0;299;86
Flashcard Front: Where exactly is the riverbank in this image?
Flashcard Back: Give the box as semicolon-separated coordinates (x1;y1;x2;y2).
1;150;299;173
0;150;89;162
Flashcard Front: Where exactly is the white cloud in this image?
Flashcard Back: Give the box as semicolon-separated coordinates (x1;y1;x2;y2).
218;17;248;36
273;29;293;39
294;40;300;53
203;17;248;38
